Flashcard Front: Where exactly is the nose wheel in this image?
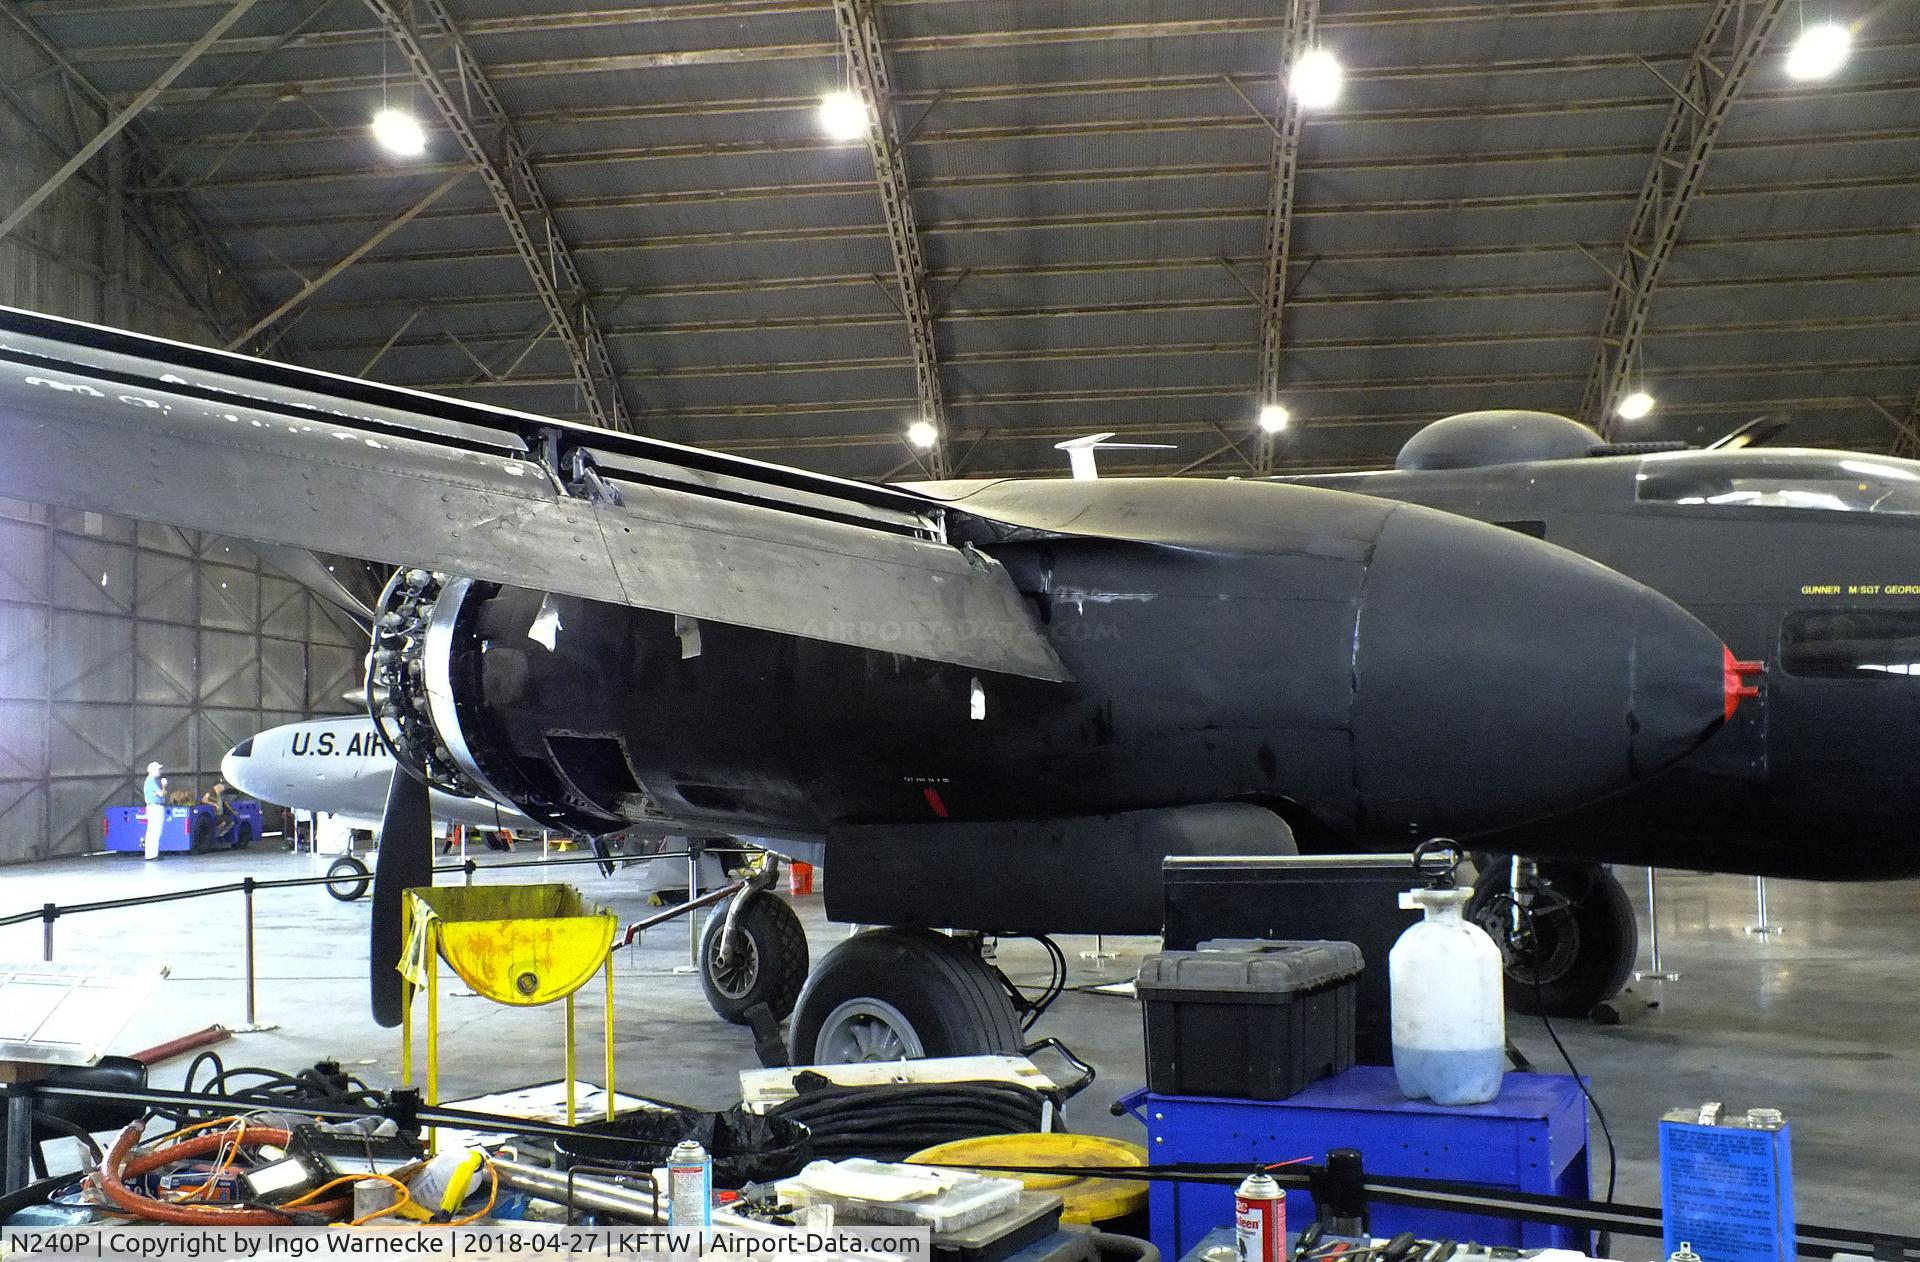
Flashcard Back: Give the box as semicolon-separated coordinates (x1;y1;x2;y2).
1470;858;1637;1018
324;855;372;902
698;889;810;1024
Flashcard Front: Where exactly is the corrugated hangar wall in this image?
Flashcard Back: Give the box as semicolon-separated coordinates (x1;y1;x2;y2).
0;33;361;864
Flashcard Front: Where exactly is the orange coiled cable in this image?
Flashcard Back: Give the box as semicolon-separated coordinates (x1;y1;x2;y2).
92;1123;355;1225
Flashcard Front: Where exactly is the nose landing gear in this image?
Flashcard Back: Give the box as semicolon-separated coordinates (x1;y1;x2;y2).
699;888;811;1024
1469;856;1638;1018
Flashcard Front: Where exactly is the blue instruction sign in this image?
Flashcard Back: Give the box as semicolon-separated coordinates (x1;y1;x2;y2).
1659;1105;1795;1262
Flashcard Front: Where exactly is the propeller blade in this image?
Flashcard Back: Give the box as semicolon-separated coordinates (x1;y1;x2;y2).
251;545;383;629
370;766;434;1027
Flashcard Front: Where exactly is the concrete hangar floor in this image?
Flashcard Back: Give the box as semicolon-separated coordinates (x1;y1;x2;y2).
3;848;1913;1251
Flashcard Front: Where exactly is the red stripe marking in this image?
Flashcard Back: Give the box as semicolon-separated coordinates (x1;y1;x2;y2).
922;787;950;818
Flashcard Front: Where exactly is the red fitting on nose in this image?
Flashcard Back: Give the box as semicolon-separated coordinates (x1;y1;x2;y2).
1723;646;1763;720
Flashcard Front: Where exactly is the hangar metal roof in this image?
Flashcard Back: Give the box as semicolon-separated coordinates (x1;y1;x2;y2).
10;0;1920;480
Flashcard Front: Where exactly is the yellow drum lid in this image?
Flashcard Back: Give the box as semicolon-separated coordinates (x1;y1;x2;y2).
908;1133;1148;1224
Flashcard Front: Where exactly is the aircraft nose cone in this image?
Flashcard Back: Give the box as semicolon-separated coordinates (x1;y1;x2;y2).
1351;505;1728;838
1626;588;1740;776
220;739;258;800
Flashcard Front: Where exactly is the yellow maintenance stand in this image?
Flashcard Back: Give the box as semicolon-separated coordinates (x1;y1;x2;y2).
399;884;620;1133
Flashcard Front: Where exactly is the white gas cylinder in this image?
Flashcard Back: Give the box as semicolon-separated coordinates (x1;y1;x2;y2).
1390;886;1505;1105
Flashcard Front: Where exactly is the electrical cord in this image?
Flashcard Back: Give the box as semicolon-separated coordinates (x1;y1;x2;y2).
1482;891;1619;1257
981;935;1069;1030
285;1171;417;1226
92;1114;497;1228
158;1052;386;1129
92;1121;354;1224
1017;935;1068;1030
176;1117;250;1201
29;1112;102;1163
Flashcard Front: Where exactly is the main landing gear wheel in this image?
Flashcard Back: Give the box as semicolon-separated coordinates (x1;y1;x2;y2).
325;855;372;902
699;892;810;1024
787;928;1023;1066
1469;859;1637;1018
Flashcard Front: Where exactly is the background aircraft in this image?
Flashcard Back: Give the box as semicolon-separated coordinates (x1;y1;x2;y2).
1277;409;1920;1014
222;714;739;909
0;308;1748;1064
224;714;542;835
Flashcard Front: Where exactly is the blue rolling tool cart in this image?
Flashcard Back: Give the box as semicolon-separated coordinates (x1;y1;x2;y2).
104;801;264;852
1118;1066;1590;1260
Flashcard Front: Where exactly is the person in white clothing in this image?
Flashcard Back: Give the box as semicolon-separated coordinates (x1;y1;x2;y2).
141;760;168;860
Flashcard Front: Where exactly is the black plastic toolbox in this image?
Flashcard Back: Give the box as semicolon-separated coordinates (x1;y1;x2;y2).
1136;939;1364;1101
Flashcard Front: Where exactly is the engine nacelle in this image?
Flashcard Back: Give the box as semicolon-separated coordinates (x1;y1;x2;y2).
362;476;1740;863
368;571;636;835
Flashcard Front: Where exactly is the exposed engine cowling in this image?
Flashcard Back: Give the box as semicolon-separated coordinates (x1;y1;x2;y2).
366;568;472;795
366;571;630;835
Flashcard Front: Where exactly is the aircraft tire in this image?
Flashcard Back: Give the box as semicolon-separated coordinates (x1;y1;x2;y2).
699;893;810;1025
325;855;372;902
1470;860;1636;1018
787;928;1022;1065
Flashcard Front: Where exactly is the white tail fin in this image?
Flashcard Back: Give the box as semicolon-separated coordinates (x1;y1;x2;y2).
1053;432;1177;479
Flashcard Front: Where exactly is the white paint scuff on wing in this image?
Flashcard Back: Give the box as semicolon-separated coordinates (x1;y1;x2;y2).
528;594;563;651
1053;587;1156;614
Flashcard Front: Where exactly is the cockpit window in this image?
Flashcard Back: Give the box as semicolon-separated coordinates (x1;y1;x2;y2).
1636;453;1920;515
1780;610;1920;679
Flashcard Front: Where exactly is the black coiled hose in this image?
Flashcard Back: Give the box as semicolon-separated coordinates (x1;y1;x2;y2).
152;1052;386;1129
769;1078;1054;1161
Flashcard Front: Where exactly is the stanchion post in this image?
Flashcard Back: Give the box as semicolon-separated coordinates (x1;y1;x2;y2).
1634;866;1681;982
1746;875;1785;936
235;876;278;1032
1078;934;1115;970
41;903;54;962
673;843;702;975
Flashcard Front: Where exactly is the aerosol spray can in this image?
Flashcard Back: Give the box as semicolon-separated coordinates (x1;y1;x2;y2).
668;1139;713;1230
1234;1170;1286;1262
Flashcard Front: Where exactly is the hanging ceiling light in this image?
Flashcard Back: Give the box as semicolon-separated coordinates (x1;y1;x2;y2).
1290;48;1345;109
1257;403;1291;434
1615;390;1656;421
906;419;939;449
1785;22;1852;81
370;107;428;157
817;90;870;141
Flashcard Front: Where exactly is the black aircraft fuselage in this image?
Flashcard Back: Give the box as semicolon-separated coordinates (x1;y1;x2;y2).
404;476;1735;932
0;309;1753;944
1287;435;1920;881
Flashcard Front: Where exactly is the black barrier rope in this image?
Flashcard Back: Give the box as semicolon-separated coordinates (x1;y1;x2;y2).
0;848;702;929
884;1160;1917;1260
10;1079;655;1152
